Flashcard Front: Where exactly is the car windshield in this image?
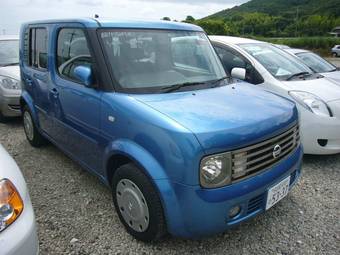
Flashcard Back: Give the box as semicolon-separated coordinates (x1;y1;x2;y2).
100;30;226;93
296;52;336;73
0;40;19;66
239;43;312;81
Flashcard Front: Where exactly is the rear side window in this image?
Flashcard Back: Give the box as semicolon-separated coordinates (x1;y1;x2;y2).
57;28;92;83
28;28;48;69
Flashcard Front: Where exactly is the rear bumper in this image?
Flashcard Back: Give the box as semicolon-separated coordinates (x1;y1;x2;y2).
156;145;303;238
0;93;21;117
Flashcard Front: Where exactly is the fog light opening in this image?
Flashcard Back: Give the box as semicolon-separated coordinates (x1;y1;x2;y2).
317;139;328;147
229;205;241;219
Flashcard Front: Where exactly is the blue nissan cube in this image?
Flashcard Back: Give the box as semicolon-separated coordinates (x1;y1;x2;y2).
19;18;302;242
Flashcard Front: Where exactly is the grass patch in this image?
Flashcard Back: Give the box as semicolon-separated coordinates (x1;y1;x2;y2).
254;37;340;56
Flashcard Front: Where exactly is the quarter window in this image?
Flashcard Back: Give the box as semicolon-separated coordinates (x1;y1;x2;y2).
57;28;92;84
28;28;48;69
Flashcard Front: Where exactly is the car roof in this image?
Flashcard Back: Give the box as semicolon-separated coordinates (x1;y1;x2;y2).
209;35;264;45
285;48;310;55
22;18;203;32
0;35;19;41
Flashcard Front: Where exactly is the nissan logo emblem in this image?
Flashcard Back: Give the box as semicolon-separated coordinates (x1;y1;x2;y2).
273;144;282;159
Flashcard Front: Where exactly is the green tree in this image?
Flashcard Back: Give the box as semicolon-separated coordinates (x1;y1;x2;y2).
185;16;196;23
162;17;171;21
195;19;232;35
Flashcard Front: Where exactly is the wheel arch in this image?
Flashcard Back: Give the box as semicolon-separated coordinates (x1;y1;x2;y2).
104;139;169;187
20;91;39;126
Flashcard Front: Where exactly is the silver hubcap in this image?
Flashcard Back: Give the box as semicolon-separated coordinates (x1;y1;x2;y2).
23;111;34;141
116;179;149;232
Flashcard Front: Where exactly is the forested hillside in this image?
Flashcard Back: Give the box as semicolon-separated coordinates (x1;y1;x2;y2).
183;0;340;37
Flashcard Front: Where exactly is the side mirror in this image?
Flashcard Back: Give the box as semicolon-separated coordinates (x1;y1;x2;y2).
231;67;246;80
74;65;93;87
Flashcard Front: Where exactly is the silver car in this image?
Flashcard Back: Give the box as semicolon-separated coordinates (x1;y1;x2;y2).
332;45;340;57
0;36;21;122
0;144;39;254
284;48;340;84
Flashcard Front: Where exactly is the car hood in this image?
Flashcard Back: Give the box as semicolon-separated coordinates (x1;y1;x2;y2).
133;83;297;154
321;71;340;85
281;77;340;102
0;65;20;80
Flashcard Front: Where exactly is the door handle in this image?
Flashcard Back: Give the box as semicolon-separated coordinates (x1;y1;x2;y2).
25;78;33;86
33;73;47;82
50;88;59;98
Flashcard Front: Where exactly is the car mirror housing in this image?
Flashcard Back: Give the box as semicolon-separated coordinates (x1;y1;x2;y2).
74;66;93;87
231;68;246;80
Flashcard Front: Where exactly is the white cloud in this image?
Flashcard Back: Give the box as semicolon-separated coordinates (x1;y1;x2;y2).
0;0;249;35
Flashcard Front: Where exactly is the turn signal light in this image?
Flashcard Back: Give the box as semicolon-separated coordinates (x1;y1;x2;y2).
0;179;24;232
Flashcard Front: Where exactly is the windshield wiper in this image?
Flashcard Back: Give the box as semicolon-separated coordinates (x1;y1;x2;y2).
161;81;207;93
286;72;311;81
210;76;230;88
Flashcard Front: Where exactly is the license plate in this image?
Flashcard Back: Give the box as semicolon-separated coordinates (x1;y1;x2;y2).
266;176;290;210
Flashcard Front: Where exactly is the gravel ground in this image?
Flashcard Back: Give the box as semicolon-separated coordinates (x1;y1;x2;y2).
1;59;340;254
1;120;339;255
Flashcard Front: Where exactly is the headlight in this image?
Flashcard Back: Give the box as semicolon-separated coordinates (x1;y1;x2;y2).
0;179;24;232
289;91;332;117
0;76;21;90
200;152;232;188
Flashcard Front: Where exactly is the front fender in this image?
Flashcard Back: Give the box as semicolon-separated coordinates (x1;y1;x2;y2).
20;91;39;127
104;138;168;181
103;139;191;236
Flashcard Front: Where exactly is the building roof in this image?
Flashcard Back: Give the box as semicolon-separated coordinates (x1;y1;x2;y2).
22;18;203;32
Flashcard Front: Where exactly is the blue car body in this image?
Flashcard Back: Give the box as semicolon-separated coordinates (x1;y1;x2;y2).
19;18;302;238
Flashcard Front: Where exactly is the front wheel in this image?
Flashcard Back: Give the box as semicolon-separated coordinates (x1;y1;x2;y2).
23;106;47;147
0;111;6;123
112;163;166;242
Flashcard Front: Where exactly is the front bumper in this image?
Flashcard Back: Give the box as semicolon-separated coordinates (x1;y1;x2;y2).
156;145;303;238
0;93;21;117
0;193;39;255
299;102;340;155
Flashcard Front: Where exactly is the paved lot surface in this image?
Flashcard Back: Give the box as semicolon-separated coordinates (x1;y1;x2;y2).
1;120;339;255
327;58;340;67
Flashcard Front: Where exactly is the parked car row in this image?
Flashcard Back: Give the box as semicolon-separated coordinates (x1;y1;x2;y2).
210;36;340;155
0;36;21;122
0;18;339;252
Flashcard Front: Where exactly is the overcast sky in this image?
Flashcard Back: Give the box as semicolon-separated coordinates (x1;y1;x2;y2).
0;0;249;35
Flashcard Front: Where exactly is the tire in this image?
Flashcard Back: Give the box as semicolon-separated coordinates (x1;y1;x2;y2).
0;111;6;123
22;105;47;147
112;163;166;242
332;52;338;58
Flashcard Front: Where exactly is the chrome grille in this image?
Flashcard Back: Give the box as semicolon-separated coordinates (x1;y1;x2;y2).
231;124;300;182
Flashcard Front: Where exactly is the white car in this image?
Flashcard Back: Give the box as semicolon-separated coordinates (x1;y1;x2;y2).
0;144;38;254
331;45;340;57
284;48;340;84
0;36;21;122
210;36;340;155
